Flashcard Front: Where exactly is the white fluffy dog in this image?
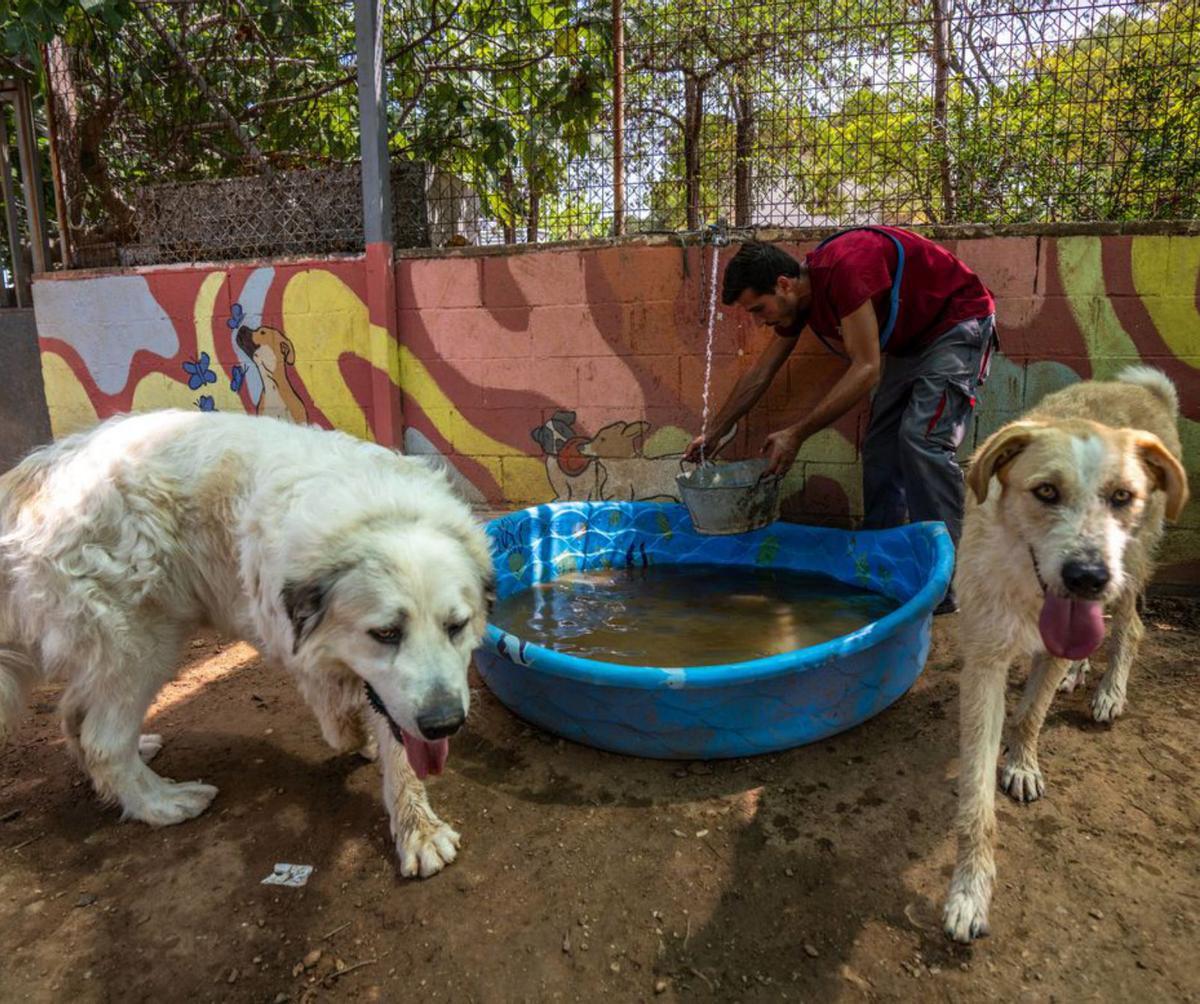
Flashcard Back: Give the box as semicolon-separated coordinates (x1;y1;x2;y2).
0;410;494;878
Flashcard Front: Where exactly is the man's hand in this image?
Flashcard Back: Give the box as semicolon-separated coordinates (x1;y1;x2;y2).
683;429;728;464
762;426;804;477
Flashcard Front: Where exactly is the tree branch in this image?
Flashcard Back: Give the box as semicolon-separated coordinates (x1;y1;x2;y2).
239;0;465;117
135;2;269;168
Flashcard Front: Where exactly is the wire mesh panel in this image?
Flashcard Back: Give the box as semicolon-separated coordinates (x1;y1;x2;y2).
34;0;1200;262
627;0;1199;232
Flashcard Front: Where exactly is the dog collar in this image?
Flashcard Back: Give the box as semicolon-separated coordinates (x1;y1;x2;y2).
364;682;405;745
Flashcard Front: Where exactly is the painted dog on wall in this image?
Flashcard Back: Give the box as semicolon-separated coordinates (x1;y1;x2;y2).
532;411;735;502
237;324;309;424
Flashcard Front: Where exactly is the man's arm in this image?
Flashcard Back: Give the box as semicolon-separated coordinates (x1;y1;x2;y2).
684;333;799;462
762;300;882;476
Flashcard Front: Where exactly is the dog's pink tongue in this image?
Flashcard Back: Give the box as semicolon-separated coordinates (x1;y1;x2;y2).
1038;594;1106;661
401;730;449;780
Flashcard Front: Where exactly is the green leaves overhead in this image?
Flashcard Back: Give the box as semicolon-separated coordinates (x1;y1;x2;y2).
3;0;1196;248
389;0;612;238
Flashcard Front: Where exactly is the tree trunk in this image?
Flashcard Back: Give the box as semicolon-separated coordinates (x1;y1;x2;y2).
501;167;517;243
42;37;84;235
931;0;956;222
683;73;703;230
78;99;138;243
527;189;540;243
732;75;754;227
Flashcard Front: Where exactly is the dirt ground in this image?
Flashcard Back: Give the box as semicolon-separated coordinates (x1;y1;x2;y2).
1;597;1198;1004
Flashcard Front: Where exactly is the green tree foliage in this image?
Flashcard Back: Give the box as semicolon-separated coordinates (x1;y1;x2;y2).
387;0;612;241
1;0;1195;251
635;0;1198;229
952;0;1200;221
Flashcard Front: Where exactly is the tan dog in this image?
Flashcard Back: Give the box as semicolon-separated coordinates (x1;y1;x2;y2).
533;414;735;503
237;324;309;424
579;420;686;501
943;366;1189;943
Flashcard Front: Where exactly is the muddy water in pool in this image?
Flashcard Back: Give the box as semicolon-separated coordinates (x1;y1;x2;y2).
490;564;899;667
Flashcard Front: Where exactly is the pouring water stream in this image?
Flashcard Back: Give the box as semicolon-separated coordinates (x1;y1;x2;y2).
697;227;722;465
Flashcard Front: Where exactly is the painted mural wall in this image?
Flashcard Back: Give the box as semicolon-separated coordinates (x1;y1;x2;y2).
34;259;397;444
32;235;1200;584
397;235;1200;584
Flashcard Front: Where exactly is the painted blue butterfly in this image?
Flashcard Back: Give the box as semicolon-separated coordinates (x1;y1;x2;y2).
230;364;245;393
226;303;245;331
197;395;216;412
183;352;218;391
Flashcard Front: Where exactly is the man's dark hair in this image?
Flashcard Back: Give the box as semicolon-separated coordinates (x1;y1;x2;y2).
721;241;804;305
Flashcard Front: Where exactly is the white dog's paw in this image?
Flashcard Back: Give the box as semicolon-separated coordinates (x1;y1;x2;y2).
943;882;991;943
127;779;219;826
1000;759;1045;803
1091;685;1126;724
358;733;379;762
396;819;461;879
1058;659;1090;694
138;734;164;763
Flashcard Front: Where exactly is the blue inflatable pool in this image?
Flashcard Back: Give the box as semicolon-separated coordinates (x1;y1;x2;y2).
477;502;954;760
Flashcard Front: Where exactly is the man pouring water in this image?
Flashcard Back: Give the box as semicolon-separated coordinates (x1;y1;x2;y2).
683;229;999;614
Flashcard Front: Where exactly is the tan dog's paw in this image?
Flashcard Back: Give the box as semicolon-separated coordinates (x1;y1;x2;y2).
1091;684;1126;724
943;881;991;943
1000;760;1045;803
1058;659;1089;694
396;818;461;878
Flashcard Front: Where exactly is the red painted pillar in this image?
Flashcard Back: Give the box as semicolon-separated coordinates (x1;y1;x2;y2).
364;241;402;448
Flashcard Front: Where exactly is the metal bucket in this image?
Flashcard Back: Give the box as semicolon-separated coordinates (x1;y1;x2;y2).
676;458;782;535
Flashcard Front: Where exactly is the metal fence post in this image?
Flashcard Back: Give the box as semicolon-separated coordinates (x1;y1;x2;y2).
0;106;29;307
12;78;50;276
357;0;391;249
355;0;404;449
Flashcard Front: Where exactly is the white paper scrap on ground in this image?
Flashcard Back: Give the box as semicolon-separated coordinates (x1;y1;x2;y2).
260;863;313;887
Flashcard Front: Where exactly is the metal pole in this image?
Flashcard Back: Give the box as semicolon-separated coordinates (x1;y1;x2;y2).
356;0;392;246
354;0;403;449
0;106;30;306
13;77;50;275
612;0;625;237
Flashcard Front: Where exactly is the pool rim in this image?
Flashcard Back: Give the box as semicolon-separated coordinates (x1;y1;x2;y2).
482;505;954;690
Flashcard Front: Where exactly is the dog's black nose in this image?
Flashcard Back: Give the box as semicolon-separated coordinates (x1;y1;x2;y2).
1061;559;1110;598
417;699;465;740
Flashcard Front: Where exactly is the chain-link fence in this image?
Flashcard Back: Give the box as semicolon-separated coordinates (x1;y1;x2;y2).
37;0;1200;264
638;0;1200;231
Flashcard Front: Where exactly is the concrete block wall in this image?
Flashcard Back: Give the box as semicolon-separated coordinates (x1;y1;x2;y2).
397;234;1200;584
30;233;1200;584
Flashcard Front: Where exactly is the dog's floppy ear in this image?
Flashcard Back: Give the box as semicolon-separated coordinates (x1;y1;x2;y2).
280;337;296;366
967;421;1045;504
282;567;346;653
531;426;554;454
441;518;497;614
1132;432;1190;521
